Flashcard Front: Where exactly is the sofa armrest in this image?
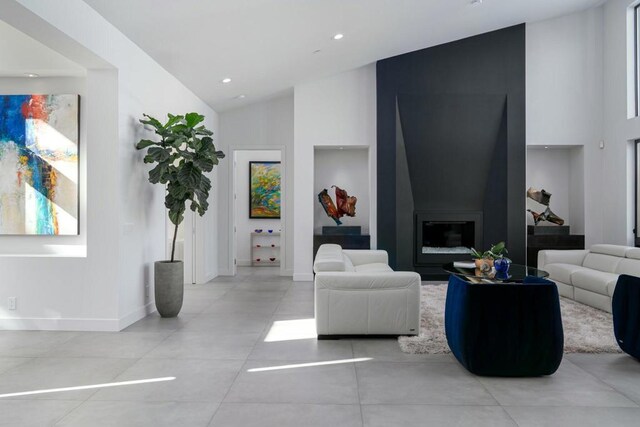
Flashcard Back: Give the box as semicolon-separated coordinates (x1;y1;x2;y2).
538;249;589;269
342;250;389;266
315;271;420;290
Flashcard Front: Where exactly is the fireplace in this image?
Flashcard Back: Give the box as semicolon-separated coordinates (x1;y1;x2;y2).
415;211;483;266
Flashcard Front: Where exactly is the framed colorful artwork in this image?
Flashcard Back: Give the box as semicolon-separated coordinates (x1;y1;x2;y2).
249;161;281;219
0;94;80;235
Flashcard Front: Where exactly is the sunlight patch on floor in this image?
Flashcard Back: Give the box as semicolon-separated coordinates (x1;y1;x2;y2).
0;377;176;398
264;318;316;342
247;358;372;373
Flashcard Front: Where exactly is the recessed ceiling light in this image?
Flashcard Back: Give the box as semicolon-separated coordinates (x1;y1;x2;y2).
221;78;232;84
235;94;246;99
333;33;344;40
24;73;39;78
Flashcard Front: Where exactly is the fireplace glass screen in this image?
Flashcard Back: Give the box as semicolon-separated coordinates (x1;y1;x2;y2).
422;221;475;254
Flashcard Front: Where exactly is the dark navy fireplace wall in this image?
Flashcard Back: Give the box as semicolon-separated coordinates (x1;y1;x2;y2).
376;24;526;277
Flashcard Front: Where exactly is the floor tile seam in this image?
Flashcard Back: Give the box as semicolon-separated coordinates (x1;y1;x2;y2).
468;371;503;407
82;397;227;404
496;402;640;408
141;356;252;362
353;352;366;426
221;398;362;405
133;326;184;360
559;358;640;405
499;403;523;426
81;356;142;403
216;321;270;407
216;402;362;407
358;402;504;406
50;399;89;427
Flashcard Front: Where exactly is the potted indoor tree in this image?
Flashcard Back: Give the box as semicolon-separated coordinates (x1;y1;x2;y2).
136;112;225;317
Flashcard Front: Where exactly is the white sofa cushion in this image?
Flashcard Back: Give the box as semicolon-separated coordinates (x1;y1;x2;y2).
616;258;640;277
545;263;590;285
354;263;394;273
571;269;618;296
582;253;622;273
343;254;355;272
590;244;629;257
625;248;640;260
343;250;389;266
315;271;420;290
538;249;588;269
313;244;345;273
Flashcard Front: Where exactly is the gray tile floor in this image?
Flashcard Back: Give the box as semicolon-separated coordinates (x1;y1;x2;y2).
2;267;640;426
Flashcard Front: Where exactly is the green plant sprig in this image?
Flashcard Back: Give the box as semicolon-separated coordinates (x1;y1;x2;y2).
470;241;508;260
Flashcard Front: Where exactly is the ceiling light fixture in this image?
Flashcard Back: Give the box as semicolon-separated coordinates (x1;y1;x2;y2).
221;78;232;84
333;33;344;40
24;73;39;78
471;0;483;5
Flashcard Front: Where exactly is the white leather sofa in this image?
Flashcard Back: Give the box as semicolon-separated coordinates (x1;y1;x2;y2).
538;244;640;313
313;244;421;337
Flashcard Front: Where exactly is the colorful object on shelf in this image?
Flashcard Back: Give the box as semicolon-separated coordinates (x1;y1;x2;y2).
256;258;261;262
268;229;273;233
0;94;80;235
527;187;565;226
255;229;263;233
271;244;275;247
250;161;281;218
318;185;357;226
269;257;276;261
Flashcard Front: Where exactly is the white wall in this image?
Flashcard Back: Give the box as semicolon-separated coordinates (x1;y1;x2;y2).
526;6;604;246
234;150;282;265
314;148;370;233
526;147;585;234
294;64;377;281
0;0;219;330
218;93;294;276
602;0;640;246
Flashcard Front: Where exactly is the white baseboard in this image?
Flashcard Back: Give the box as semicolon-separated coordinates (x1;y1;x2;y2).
293;273;314;282
118;302;156;330
0;317;121;331
0;302;157;332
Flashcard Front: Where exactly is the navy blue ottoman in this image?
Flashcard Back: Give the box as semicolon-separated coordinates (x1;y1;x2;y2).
612;274;640;359
444;274;564;377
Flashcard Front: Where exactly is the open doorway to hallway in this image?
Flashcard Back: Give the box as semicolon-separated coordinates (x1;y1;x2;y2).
232;149;284;276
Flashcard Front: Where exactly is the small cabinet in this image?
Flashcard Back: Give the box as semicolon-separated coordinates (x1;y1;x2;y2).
251;232;280;266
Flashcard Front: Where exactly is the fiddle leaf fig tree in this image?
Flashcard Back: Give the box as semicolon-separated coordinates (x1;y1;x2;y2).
136;112;225;262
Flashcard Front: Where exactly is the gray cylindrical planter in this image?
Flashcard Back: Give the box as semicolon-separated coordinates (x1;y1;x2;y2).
154;261;184;318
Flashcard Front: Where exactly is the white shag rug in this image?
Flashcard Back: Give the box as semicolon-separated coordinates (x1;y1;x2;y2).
398;284;622;354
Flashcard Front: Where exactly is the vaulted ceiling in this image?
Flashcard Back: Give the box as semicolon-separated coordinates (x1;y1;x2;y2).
84;0;603;111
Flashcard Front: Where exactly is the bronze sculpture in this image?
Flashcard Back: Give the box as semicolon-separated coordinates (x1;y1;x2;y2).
526;187;565;226
318;186;357;225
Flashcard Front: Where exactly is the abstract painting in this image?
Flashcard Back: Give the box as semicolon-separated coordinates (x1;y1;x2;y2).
0;94;79;235
249;161;280;218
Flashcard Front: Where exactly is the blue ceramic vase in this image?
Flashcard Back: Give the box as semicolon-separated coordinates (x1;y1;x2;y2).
494;257;511;274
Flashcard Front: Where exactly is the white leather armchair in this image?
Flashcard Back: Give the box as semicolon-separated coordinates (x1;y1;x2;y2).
313;244;421;337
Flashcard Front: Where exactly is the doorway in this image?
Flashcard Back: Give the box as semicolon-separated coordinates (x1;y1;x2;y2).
230;148;285;276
